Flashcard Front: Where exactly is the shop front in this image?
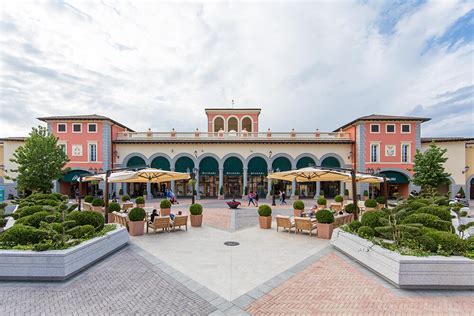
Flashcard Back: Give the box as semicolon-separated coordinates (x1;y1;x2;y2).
224;157;243;198
296;156;316;198
248;156;268;198
320;156;341;198
175;156;194;197
58;170;94;198
272;156;292;197
380;171;410;199
126;156;147;197
199;156;219;198
150;156;171;198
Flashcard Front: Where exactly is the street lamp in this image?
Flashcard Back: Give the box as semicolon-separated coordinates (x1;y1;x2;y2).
187;167;197;204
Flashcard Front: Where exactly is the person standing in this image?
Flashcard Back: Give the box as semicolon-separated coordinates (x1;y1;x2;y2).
281;190;287;205
248;191;256;206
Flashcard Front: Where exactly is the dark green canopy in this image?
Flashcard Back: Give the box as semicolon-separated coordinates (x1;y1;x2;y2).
127;156;146;168
321;157;341;168
61;170;91;182
199;156;219;175
151;156;170;170
272;157;292;172
296;156;316;169
175;156;194;173
224;157;243;176
248;157;268;176
380;171;409;184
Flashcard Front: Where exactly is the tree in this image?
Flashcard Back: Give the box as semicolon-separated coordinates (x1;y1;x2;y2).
9;126;69;193
411;142;451;191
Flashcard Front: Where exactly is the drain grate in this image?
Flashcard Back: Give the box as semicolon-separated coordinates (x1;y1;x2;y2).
224;241;240;246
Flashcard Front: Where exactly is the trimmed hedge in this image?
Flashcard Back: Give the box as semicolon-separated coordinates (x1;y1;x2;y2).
416;206;451;222
16;205;46;219
361;210;385;229
375;196;386;204
14;211;51;228
91;198;104;207
190;203;203;215
66;211;104;231
423;231;467;256
334;195;343;203
128;207;146;221
402;213;452;232
258;205;272;217
135;196;145;204
84;195;94;203
317;197;327;205
107;202;121;213
364;199;377;208
315;209;334;224
358;226;374;238
344;203;356;214
121;195;130;202
293;200;305;210
160;199;171;209
348;220;362;232
0;224;48;246
67;225;96;239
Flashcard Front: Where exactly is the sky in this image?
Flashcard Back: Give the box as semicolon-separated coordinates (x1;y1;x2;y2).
0;0;473;137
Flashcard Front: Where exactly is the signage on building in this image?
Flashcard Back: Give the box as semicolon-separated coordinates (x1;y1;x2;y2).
201;171;217;176
0;186;4;202
385;145;396;157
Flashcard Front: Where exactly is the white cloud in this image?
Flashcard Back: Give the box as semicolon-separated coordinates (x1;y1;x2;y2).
0;0;472;136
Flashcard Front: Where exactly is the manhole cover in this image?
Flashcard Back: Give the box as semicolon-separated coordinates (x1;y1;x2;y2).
224;241;240;246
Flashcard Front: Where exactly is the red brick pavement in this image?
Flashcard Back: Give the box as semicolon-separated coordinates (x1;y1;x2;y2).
246;252;474;315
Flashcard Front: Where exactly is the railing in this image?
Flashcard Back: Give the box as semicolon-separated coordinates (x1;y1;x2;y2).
116;131;352;141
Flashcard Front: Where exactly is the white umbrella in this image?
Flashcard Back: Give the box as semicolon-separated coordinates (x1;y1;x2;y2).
344;174;384;184
267;167;350;183
110;168;190;183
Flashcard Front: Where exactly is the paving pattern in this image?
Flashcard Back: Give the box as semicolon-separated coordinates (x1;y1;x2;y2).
245;251;474;315
0;248;216;315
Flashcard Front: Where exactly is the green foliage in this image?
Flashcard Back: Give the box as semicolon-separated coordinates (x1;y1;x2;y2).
457;222;474;239
107;202;121;213
358;226;374;238
334;195;343;203
91;198;104;207
402;213;452;232
348;220;362;232
416;205;452;222
66;211;104;231
14;211;51;228
408;201;428;210
344;203;356;214
412;143;451;191
84;195;94;203
67;225;96;239
0;224;48;246
434;197;449;206
16;205;46;218
258;205;272;217
128;207;146;221
361;210;386;229
135;196;145;204
121;195;130;202
0;203;7;209
375;196;386;204
67;204;78;212
293;200;305;210
315;209;334;224
160;199;171;209
344;189;349;196
457;187;465;198
423;231;467;256
364;199;377;208
189;203;203;215
317;197;327;205
8;126;69;193
415;235;438;252
363;190;369;197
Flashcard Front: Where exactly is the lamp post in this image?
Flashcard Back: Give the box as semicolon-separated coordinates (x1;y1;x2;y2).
188;167;197;205
272;180;276;206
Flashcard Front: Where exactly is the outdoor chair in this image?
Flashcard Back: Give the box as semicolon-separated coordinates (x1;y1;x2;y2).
148;216;171;233
171;215;188;231
83;202;92;211
276;215;295;233
114;212;128;229
122;202;133;212
294;217;317;236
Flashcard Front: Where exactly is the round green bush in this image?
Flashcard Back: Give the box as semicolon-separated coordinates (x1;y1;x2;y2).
416;206;451;222
344;203;356;214
107;202;121;213
315;209;334;224
375;196;386;204
364;199;377;208
416;235;437;252
361;210;386;229
66;211;104;231
358;226;375;238
258;205;272;217
189;203;203;215
84;195;94;203
128;207;146;221
0;224;48;246
317;197;327;205
91;198;104;207
334;195;343;203
293;200;305;210
423;231;467;256
160;199;171;209
467;235;474;251
14;211;51;228
348;220;362;232
135;196;145;204
363;190;369;197
67;225;96;239
402;213;452;232
121;195;130;202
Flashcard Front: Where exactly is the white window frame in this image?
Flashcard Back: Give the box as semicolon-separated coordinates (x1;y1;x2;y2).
88;142;98;162
72;144;83;157
370;143;380;163
57;141;67;154
370;124;380;134
385;124;396;134
401;143;411;163
87;123;97;133
401;124;411;134
57;123;67;133
72;123;82;133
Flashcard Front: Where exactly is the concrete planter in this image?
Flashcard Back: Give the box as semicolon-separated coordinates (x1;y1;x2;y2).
92;206;104;213
0;226;129;281
259;216;272;229
317;204;326;210
160;208;170;216
294;209;303;217
190;214;203;227
316;222;333;239
137;203;145;208
128;221;145;236
107;213;115;223
331;228;474;289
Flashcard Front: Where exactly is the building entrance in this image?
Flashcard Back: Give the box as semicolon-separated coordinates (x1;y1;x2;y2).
225;176;242;198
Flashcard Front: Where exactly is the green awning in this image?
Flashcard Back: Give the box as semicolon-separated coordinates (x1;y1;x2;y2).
199;157;219;175
224;157;243;176
127;156;146;168
175;157;194;173
248;157;268;176
296;157;316;169
61;170;91;182
321;157;341;168
272;157;292;172
380;171;410;184
151;156;170;170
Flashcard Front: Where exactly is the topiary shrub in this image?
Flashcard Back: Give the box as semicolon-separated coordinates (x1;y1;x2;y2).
135;196;145;204
317;197;327;206
344;203;356;214
84;195;94;203
408;201;427;210
0;224;48;246
14;211;51;228
315;209;334;224
160;199;171;209
121;195;130;202
358;226;374;238
434;197;449;206
293;200;305;210
91;198;104;207
375;196;386;204
67;225;96;239
66;211;104;231
334;195;343;203
348;220;362;232
402;213;452;232
361;210;386;229
423;231;467;256
0;202;8;209
36;199;60;207
364;199;377;208
416;235;437;252
189;203;203;215
128;207;146;221
258;205;272;217
16;205;46;218
416;206;451;222
107;202;121;213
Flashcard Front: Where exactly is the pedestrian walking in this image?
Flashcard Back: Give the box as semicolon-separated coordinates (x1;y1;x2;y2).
281;190;287;205
248;191;256;206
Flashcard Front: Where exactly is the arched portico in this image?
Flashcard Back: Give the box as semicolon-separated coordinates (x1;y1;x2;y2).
198;155;220;198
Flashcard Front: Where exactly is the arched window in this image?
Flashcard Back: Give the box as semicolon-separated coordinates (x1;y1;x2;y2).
214;117;224;132
241;117;252;132
228;117;238;132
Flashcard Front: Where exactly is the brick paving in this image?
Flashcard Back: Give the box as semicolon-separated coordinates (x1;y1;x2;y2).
245;252;474;315
0;248;216;315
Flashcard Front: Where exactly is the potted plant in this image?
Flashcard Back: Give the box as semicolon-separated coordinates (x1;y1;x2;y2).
375;196;386;209
344;203;356;221
84;195;94;203
293;200;304;217
91;198;104;212
189;203;203;227
160;199;171;216
344;189;349;200
135;196;145;208
107;202;121;223
258;205;272;229
317;197;327;210
227;200;241;209
364;199;377;211
218;186;224;200
363;190;369;201
121;195;130;202
319;190;325;197
128;207;146;236
315;209;335;239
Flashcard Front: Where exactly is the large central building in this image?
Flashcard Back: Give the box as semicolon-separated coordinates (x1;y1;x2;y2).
1;108;473;201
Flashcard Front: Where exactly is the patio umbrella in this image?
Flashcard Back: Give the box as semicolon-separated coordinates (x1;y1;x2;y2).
81;170;138;182
109;168;191;183
344;174;384;184
266;167;350;183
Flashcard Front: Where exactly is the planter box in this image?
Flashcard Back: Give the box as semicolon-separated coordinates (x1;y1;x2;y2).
190;214;203;227
331;228;474;289
0;226;129;281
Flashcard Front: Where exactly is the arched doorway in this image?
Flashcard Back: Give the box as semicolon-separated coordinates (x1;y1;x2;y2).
320;156;341;198
248;157;268;198
272;156;292;197
379;171;410;199
175;157;194;197
150;156;171;198
242;117;252;132
228;117;238;132
199;156;219;198
126;156;147;197
224;156;243;197
296;156;316;198
214;117;224;133
126;156;147;169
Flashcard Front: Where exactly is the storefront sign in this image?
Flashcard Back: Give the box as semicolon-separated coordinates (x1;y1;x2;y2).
225;171;242;176
201;171;217;176
0;186;4;202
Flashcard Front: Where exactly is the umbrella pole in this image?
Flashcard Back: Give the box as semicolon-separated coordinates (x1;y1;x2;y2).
104;171;110;224
351;169;359;220
383;176;389;208
78;176;82;211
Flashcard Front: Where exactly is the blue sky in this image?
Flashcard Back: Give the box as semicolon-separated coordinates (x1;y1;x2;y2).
0;0;472;137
